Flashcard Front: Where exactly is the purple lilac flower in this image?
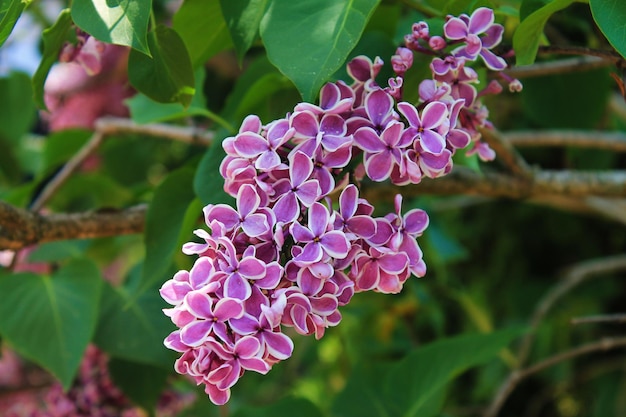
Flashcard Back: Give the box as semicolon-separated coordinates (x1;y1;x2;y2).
443;7;507;70
162;9;517;404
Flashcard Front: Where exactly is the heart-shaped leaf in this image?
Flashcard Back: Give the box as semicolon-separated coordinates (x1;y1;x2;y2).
32;8;73;109
71;0;151;55
139;166;196;295
0;0;30;48
513;0;576;66
590;0;626;59
173;0;233;67
94;281;175;368
259;0;380;101
128;25;195;107
0;260;103;389
220;0;269;63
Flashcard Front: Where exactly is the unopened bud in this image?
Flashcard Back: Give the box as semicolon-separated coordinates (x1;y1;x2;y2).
428;36;446;51
508;79;523;92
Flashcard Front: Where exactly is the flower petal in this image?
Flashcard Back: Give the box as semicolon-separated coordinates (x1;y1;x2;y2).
364;152;393;182
469;7;494;35
213;297;244;320
443;17;468;40
263;331;294;360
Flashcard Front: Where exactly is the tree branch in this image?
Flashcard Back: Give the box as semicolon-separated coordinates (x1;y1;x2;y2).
0;201;146;251
506;56;612;79
29;118;214;213
480;128;532;178
484;336;626;417
537;45;624;64
517;254;626;366
94;117;214;147
571;313;626;325
365;168;626;200
30;130;105;212
483;255;626;417
504;130;626;152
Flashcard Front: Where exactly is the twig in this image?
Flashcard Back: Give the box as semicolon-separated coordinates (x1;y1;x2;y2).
94;117;214;147
571;313;626;325
504;130;626;152
29;118;214;212
479;128;532;178
0;202;146;250
484;336;626;417
29;130;105;212
367;168;626;200
506;56;612;79
537;45;624;65
516;254;626;367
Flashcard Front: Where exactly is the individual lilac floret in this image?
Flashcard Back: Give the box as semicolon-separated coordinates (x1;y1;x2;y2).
443;7;507;70
397;101;449;154
272;151;321;223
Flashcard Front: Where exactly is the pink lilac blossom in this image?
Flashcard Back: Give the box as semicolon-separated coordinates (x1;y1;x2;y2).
0;345;194;417
403;7;520;160
162;8;518;405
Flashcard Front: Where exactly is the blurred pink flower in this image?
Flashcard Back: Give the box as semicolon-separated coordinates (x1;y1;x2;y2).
43;36;133;131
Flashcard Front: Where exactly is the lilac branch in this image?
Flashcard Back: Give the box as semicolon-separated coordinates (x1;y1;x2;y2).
484;336;626;417
30;130;105;212
571;313;626;325
504;130;626;152
0;201;146;251
483;255;626;417
505;56;612;79
365;167;626;200
479;128;532;178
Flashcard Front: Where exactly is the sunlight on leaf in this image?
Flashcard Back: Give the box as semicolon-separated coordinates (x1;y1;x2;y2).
71;0;151;55
260;0;380;101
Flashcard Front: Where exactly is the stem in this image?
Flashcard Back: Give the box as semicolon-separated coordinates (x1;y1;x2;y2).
571;313;626;325
30;130;105;212
479;128;532;179
504;130;626;152
506;56;612;79
484;336;626;417
0;202;146;251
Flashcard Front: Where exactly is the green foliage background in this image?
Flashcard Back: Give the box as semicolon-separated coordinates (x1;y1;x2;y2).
0;0;625;416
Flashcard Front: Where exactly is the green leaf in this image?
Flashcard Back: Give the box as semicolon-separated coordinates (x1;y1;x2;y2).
43;129;91;174
332;364;393;417
590;0;626;59
232;397;324;417
521;67;611;128
333;329;522;417
259;0;380;101
71;0;151;54
513;0;576;65
94;281;175;368
0;260;103;389
194;132;234;206
0;0;30;48
127;67;234;130
140;166;196;294
0;72;36;142
109;358;169;412
220;56;296;123
384;328;524;417
173;0;233;67
128;25;195;107
32;8;73;110
220;0;268;62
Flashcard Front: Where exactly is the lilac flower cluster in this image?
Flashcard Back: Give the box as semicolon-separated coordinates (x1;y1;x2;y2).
160;7;516;405
404;7;521;160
